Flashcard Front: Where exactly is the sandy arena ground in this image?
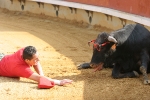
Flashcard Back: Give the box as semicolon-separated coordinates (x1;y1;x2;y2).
0;8;150;100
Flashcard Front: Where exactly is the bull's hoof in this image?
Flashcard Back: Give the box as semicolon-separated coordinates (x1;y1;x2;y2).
77;63;91;70
140;66;147;74
133;71;140;77
143;80;150;85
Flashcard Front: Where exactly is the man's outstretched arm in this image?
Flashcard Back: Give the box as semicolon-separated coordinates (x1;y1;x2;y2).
28;73;73;86
33;62;44;76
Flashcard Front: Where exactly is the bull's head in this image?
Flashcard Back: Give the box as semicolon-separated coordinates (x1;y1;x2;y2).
89;32;117;72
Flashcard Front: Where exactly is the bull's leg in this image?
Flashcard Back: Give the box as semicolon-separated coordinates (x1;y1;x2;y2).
114;71;139;78
112;64;120;78
140;66;150;84
140;49;150;84
77;62;91;69
112;64;139;78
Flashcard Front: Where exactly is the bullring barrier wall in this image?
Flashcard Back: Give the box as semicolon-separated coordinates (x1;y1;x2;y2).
67;0;150;18
0;0;150;30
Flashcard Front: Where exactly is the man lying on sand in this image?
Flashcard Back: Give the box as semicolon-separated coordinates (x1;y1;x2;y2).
0;46;73;88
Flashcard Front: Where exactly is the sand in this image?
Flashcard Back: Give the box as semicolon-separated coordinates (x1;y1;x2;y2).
0;8;150;100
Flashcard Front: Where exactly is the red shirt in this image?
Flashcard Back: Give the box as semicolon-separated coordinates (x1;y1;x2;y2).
0;48;34;78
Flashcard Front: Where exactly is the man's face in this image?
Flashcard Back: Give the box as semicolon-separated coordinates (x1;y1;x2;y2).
25;52;39;66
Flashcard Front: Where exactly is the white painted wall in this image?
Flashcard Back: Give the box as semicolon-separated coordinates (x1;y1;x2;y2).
0;0;150;30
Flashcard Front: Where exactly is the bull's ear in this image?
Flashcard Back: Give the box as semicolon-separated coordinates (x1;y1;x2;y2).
108;36;117;43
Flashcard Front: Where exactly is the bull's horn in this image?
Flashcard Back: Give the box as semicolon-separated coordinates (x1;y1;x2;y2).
108;36;117;43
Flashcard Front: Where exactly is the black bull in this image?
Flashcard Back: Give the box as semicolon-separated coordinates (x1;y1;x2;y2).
78;24;150;84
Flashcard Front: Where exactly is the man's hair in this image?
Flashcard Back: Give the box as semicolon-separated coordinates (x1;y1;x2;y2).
23;46;37;60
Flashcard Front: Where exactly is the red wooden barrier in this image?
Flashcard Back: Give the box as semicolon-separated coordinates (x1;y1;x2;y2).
66;0;150;18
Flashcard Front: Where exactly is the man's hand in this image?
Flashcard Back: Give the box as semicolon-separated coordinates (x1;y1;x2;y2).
60;79;73;86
